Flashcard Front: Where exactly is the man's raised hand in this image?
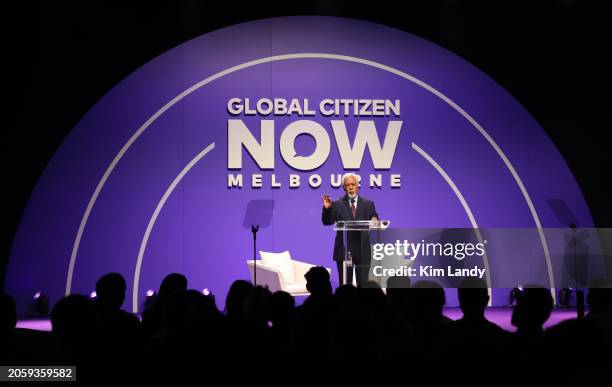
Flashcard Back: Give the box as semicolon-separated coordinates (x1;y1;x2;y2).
322;194;333;209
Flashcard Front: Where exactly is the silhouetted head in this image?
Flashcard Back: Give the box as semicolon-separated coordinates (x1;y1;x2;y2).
305;266;332;296
511;286;553;333
51;294;98;339
95;272;126;310
357;282;389;315
244;285;272;328
411;281;445;321
157;273;188;302
163;289;220;335
458;277;489;318
269;290;294;327
1;294;17;331
225;279;253;320
335;284;358;304
587;278;612;314
385;276;411;310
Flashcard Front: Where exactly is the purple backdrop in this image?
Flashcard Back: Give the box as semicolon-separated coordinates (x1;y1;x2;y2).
6;16;593;313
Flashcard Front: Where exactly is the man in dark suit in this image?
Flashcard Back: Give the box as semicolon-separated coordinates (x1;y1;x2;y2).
322;173;379;287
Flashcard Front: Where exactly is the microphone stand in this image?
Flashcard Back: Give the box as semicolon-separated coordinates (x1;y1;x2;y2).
570;224;585;319
251;225;260;287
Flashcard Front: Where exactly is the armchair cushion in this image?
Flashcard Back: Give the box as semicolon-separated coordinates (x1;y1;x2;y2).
259;250;295;283
284;283;308;295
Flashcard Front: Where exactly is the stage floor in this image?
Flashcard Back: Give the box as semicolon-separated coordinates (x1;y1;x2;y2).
16;307;579;333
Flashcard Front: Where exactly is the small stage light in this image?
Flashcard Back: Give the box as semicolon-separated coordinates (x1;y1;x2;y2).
508;286;524;306
142;289;157;312
27;291;49;316
202;288;210;296
89;291;97;299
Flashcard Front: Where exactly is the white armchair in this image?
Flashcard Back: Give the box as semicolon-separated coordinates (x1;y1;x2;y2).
246;251;331;296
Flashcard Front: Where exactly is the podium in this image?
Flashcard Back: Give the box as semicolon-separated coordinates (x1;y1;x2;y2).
333;220;391;285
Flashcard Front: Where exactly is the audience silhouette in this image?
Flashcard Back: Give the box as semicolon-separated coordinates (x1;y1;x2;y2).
2;269;611;380
141;272;187;340
452;278;509;370
51;294;100;368
93;273;142;375
585;278;612;369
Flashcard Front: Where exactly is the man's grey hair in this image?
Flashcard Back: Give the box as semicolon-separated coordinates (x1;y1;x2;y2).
342;173;361;185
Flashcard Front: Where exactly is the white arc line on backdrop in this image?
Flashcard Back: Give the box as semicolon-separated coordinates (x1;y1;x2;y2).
132;142;215;313
412;142;492;292
65;53;553;304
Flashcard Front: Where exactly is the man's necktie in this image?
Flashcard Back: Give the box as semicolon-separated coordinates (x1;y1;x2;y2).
350;199;356;219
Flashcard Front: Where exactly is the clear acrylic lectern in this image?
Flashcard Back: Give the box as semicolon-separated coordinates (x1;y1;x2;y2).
333;220;391;285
